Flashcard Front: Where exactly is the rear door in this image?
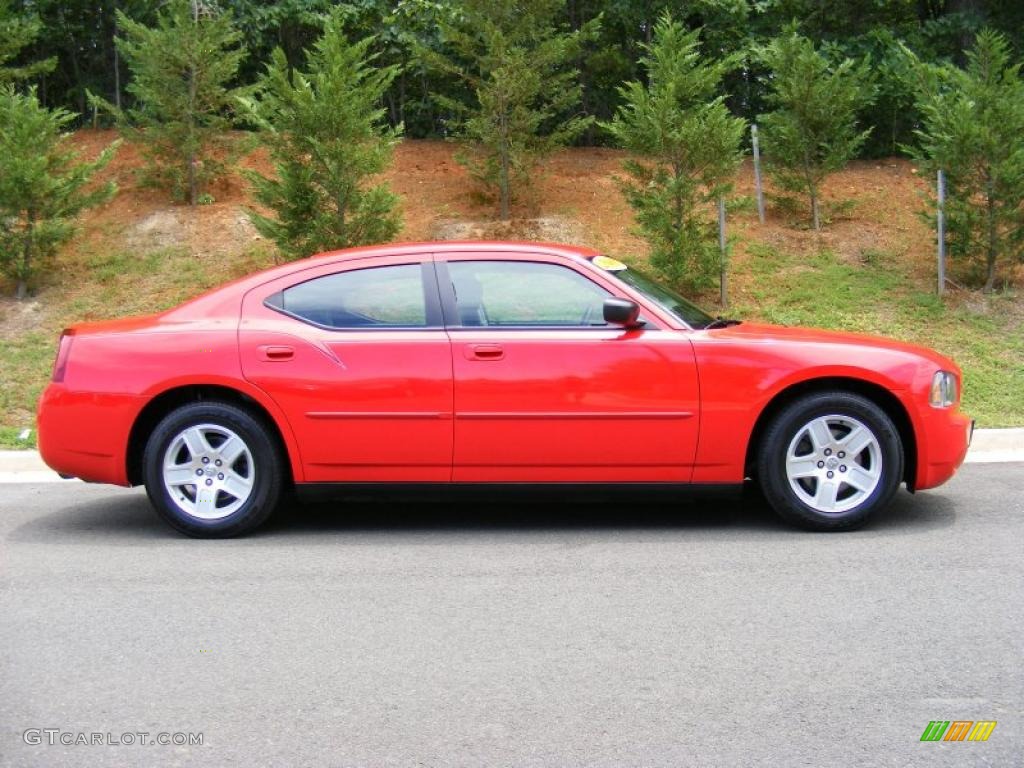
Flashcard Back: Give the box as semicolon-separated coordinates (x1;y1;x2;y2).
239;254;453;482
439;253;700;482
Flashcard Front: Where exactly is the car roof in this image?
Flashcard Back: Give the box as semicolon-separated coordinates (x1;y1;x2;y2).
310;240;602;261
162;241;605;320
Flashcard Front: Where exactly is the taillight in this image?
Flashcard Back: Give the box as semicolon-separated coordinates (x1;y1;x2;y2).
52;331;74;383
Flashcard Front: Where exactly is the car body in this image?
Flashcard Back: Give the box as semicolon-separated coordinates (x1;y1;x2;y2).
37;241;972;536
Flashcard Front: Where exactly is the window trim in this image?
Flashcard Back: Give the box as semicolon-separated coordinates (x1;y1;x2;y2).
436;258;633;331
263;261;444;332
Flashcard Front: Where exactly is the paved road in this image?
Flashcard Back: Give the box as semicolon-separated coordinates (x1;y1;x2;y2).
1;465;1021;767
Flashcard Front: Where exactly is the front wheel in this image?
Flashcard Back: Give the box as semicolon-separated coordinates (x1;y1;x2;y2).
757;392;904;531
143;401;283;537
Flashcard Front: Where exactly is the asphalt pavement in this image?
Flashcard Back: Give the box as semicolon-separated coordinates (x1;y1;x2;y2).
1;464;1021;767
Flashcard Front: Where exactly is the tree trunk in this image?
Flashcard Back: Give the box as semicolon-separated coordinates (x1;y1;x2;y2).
984;179;997;291
499;107;511;221
568;0;594;144
114;49;121;111
672;164;684;252
420;70;434;134
188;0;199;205
387;91;399;127
398;74;406;128
802;154;820;231
112;0;122;111
499;148;510;220
946;0;982;63
17;209;34;300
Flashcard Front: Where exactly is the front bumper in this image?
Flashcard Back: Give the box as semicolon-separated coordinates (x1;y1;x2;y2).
915;408;973;491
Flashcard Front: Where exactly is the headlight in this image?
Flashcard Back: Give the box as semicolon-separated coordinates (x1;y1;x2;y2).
929;370;958;408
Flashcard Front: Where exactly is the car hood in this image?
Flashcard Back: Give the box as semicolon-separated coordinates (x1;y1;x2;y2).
705;322;958;371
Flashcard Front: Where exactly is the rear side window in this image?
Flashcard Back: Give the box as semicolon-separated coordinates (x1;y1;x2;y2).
267;264;428;328
447;260;610;327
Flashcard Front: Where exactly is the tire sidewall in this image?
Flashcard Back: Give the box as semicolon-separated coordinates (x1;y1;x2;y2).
143;402;281;537
759;393;904;531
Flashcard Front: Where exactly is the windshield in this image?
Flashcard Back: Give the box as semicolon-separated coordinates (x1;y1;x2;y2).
592;257;715;329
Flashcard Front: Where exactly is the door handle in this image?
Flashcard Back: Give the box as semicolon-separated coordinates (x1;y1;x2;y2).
465;344;504;360
258;345;294;361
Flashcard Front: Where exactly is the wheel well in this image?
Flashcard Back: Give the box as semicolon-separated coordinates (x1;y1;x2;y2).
126;385;292;487
743;377;917;490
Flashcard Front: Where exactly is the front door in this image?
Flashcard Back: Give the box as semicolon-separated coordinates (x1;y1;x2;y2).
239;256;453;482
439;254;700;482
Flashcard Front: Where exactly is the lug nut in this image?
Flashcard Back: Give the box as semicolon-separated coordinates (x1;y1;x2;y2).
838;451;845;458
217;473;224;480
824;449;832;456
202;457;210;464
195;469;203;476
817;461;825;468
826;471;834;479
839;465;847;472
205;478;213;486
215;460;222;467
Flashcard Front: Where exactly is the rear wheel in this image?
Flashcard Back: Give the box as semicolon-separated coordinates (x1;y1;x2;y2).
143;402;283;537
757;392;903;531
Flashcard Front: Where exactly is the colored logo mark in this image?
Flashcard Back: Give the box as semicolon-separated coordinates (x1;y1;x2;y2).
920;721;997;742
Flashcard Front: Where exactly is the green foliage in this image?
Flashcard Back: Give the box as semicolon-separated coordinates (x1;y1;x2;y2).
0;85;117;298
227;0;332;78
328;0;459;139
424;0;595;219
241;11;402;260
604;14;745;291
0;0;54;84
114;0;247;205
5;0;1024;155
757;25;875;230
906;29;1024;291
826;28;921;158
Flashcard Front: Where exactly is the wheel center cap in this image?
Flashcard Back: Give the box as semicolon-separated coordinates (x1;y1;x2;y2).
826;457;840;470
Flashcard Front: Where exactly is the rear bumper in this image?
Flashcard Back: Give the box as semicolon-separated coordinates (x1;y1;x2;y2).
37;384;143;486
914;408;973;491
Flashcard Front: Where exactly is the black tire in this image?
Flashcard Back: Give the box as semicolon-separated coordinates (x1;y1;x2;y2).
757;392;903;531
142;401;283;538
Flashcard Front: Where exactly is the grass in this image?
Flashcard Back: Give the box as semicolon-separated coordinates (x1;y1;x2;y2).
731;243;1024;427
0;332;53;448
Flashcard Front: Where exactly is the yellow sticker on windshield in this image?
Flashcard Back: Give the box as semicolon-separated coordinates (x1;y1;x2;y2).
592;255;628;272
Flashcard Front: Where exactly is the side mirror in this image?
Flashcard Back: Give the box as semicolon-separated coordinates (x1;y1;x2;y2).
603;298;643;328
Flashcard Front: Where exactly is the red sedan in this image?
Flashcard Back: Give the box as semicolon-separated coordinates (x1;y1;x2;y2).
37;242;972;537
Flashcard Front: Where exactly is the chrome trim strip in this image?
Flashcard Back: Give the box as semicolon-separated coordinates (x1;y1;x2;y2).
306;411;451;420
455;411;694;420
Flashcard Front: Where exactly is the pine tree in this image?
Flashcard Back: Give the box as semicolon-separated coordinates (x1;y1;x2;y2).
0;86;117;298
114;0;247;205
423;0;595;220
241;11;402;260
907;29;1024;291
604;14;745;291
757;25;875;230
0;0;54;84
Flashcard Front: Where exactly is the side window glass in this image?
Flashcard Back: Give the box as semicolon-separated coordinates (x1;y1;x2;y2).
267;264;427;328
447;261;610;327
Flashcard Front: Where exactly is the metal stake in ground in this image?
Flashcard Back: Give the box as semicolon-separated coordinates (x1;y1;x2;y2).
937;169;946;297
719;197;728;308
751;124;766;224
